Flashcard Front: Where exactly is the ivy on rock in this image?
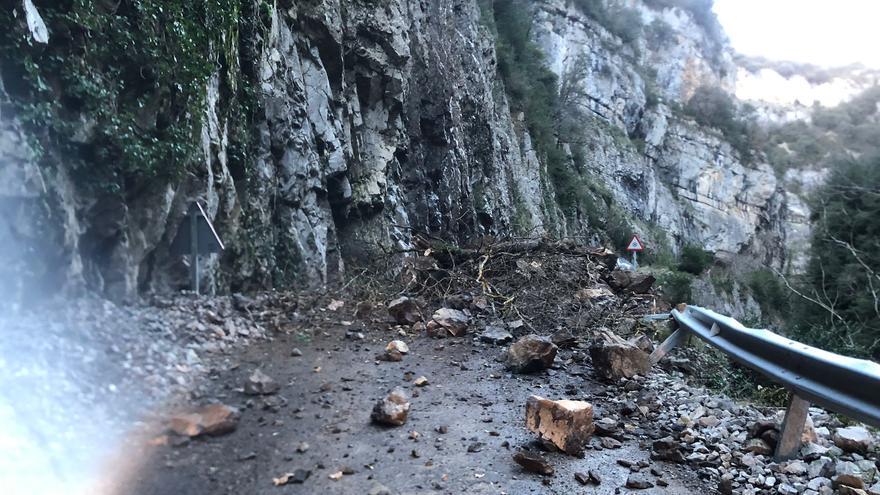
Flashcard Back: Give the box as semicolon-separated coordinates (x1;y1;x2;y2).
0;0;254;195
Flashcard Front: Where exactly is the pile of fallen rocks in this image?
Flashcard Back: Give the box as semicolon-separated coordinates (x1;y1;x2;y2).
389;239;662;338
590;355;880;494
455;299;879;495
41;238;870;495
2;292;270;421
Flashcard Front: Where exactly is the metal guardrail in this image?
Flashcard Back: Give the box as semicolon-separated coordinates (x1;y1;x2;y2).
650;305;880;459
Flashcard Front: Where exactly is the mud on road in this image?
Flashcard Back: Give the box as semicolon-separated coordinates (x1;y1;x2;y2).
130;316;707;495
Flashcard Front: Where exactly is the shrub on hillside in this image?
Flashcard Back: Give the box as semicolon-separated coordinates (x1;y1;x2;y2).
0;0;252;193
764;86;880;175
684;85;757;161
492;0;568;201
658;271;693;305
678;245;713;274
646;18;676;47
570;0;643;44
788;157;880;358
685;86;736;131
747;270;788;316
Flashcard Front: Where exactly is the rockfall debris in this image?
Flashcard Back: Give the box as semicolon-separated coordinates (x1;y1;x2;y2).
589;330;652;380
525;396;595;456
513;451;555;476
388;296;421;325
377;340;410;361
168;403;240;438
243;369;279;395
117;240;880;494
426;308;470;337
506;335;558;373
371;388;411;426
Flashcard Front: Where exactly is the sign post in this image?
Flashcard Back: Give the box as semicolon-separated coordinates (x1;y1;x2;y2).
189;204;200;294
170;202;225;294
626;235;644;269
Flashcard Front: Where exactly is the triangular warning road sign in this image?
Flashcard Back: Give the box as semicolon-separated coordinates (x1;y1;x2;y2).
170;202;225;256
626;235;644;252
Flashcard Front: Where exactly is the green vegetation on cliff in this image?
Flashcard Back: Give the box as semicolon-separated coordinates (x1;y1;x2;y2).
569;0;643;44
0;0;258;194
744;85;880;359
682;85;760;162
765;86;880;173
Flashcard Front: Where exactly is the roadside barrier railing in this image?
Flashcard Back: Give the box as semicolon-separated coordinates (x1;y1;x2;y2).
649;305;880;460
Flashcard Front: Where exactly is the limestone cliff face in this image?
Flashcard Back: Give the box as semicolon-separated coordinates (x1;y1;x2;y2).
2;0;556;302
0;0;793;303
532;0;785;266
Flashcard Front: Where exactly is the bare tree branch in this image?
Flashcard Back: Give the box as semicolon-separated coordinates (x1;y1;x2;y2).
770;266;846;323
829;235;880;320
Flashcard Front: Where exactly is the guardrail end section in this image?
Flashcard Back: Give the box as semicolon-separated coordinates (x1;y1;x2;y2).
650;327;688;365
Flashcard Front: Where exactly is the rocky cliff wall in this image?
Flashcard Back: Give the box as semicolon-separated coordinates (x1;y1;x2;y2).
531;0;786;266
0;0;793;304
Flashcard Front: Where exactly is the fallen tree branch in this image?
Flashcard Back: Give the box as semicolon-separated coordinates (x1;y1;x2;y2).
413;236;615;265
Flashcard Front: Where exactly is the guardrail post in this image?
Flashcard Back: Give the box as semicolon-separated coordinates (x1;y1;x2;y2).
775;393;811;461
650;327;687;365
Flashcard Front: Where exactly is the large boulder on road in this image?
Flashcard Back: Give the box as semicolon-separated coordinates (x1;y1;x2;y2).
589;330;651;380
525;395;594;456
506;335;557;373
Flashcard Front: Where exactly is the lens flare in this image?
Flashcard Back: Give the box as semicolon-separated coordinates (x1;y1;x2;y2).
0;315;131;494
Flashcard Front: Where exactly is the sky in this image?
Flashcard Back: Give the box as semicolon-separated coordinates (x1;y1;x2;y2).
713;0;880;68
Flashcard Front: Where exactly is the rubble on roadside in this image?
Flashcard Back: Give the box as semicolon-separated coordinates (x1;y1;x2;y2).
589;330;651;380
403;238;880;494
480;325;513;344
595;363;880;495
513;451;554;475
609;270;656;293
834;426;874;454
388;296;421;325
168;403;240;437
53;237;880;494
505;335;557;373
426;308;470;337
525;396;594;456
371;388;410;426
243;369;279;395
377;340;410;361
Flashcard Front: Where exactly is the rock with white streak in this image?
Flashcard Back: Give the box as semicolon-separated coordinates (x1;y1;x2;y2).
23;0;49;44
833;426;873;454
386;340;409;354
